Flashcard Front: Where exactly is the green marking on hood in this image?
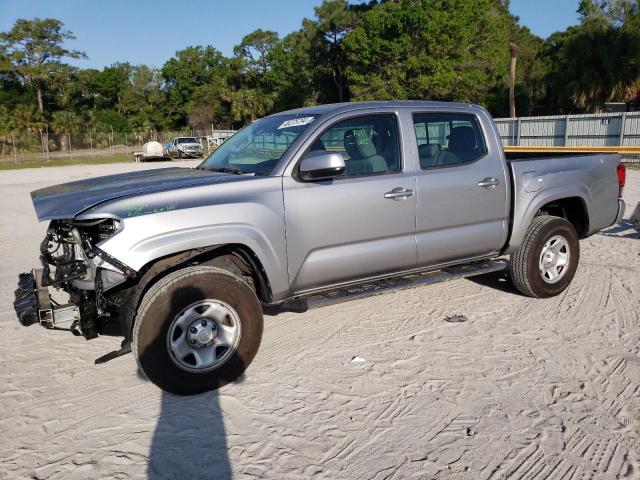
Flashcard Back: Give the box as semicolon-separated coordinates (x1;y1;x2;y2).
124;202;178;218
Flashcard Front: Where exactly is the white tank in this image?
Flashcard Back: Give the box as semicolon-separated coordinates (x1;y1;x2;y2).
142;141;164;158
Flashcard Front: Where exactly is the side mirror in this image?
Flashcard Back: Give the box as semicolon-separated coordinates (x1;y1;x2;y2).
298;150;345;181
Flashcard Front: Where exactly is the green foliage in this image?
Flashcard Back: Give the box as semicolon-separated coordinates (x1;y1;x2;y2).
0;17;86;116
94;109;130;132
1;1;639;145
234;29;280;75
305;0;362;102
0;154;133;170
544;0;640;112
343;0;511;104
119;65;169;132
162;46;229;126
264;30;317;110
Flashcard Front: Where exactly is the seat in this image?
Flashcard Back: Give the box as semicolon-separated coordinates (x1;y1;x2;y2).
418;143;441;168
343;129;388;176
447;126;478;163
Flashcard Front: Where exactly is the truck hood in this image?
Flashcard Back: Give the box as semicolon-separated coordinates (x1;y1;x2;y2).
31;167;244;221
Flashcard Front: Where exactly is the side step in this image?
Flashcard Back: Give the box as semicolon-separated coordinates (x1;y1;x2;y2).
304;258;509;310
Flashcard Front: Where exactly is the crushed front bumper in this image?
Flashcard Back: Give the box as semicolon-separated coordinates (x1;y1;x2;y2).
13;269;80;332
14;272;40;326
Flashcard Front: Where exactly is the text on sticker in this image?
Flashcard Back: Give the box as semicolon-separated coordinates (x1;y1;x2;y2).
278;117;315;129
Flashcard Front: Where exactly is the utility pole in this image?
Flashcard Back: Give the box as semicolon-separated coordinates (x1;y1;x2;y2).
40;125;49;156
11;132;17;163
110;125;115;156
509;43;519;118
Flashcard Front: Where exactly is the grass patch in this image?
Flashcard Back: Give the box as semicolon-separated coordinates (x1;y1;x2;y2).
0;155;133;171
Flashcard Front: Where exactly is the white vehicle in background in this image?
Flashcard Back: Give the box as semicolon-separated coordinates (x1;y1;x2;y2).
168;137;203;159
133;141;170;162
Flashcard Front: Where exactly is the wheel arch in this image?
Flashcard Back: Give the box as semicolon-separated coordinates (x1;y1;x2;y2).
536;196;589;238
116;243;273;341
506;190;591;254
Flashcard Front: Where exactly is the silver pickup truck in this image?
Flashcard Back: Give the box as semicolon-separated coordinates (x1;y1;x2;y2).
167;136;203;159
14;101;626;395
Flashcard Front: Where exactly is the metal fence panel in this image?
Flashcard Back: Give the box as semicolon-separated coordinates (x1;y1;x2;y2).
495;112;640;162
623;114;640;146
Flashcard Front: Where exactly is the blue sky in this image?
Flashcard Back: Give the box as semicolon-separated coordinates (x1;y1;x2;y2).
0;0;581;70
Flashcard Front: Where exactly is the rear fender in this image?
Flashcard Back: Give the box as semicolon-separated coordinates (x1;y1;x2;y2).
506;186;591;254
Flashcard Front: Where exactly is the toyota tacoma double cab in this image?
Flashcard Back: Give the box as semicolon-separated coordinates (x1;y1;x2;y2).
14;101;626;395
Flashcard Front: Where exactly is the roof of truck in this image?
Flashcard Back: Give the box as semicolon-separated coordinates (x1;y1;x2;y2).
268;100;482;118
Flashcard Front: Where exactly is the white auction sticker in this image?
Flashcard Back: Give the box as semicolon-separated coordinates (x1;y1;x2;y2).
277;116;315;129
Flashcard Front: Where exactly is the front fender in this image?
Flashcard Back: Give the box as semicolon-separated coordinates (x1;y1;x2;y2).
90;178;290;300
100;207;289;300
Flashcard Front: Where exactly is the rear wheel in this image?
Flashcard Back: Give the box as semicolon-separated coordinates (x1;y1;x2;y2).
133;266;263;395
510;215;580;298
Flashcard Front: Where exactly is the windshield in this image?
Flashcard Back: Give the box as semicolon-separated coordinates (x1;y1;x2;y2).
198;114;317;176
178;137;198;144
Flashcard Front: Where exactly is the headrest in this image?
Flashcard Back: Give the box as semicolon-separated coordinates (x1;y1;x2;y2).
449;126;476;151
344;129;377;159
418;143;440;158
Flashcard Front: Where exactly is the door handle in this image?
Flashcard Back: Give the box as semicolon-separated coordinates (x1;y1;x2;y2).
384;187;414;199
477;177;500;188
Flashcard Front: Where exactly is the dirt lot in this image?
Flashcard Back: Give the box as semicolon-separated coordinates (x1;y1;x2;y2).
0;162;639;480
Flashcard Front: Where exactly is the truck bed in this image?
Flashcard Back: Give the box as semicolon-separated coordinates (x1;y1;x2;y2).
505;151;622;253
504;150;602;161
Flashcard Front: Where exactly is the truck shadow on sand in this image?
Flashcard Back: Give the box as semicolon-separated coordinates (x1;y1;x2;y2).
466;270;525;296
143;268;526;479
599;219;640;239
142;286;243;480
146;388;235;480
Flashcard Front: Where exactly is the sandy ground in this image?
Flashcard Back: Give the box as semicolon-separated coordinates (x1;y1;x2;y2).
0;161;639;480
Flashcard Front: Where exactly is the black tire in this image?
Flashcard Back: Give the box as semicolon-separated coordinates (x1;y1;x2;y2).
177;150;183;159
510;215;580;298
132;266;263;395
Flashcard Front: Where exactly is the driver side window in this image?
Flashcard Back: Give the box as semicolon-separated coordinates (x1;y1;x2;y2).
309;114;401;178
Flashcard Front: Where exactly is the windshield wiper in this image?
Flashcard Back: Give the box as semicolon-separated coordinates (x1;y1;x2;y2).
201;167;243;175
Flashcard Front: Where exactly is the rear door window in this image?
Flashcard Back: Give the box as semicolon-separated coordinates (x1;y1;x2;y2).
413;113;487;169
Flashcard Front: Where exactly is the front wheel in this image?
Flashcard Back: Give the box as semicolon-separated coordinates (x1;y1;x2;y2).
133;266;263;395
510;215;580;298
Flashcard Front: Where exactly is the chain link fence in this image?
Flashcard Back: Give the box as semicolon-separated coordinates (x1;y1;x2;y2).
0;128;227;164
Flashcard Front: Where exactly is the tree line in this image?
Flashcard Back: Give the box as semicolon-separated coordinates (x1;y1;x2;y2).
1;0;639;153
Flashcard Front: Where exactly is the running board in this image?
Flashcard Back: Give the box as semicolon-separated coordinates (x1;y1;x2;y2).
304;259;509;310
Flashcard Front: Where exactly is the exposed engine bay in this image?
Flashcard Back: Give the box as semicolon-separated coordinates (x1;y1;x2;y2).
14;219;135;344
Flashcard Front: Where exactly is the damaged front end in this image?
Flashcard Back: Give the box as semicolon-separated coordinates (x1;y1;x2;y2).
13;218;136;351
